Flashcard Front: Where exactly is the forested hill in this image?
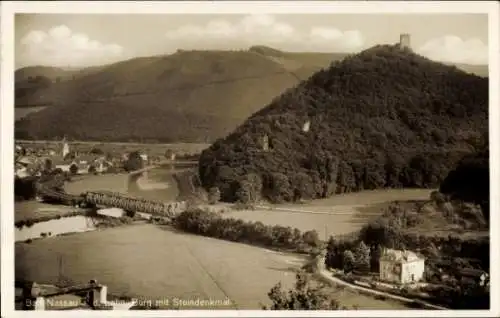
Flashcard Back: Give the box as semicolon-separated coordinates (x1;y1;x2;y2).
440;144;490;221
14;47;345;143
198;44;489;203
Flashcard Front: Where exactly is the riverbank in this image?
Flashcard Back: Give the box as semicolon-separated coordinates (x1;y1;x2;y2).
15;213;147;243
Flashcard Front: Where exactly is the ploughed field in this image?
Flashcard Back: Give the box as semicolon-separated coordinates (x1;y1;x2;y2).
15;223;409;309
221;189;433;237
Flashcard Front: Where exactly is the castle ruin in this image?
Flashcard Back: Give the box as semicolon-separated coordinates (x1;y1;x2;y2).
399;33;411;50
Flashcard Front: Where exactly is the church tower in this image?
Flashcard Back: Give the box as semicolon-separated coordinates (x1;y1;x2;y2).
62;136;70;158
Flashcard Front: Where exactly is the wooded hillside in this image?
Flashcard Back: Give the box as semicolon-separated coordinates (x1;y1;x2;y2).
198;45;489;203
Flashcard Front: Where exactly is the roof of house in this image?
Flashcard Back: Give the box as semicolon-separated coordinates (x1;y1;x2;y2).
50;156;73;166
75;154;99;163
380;248;424;263
17;156;34;165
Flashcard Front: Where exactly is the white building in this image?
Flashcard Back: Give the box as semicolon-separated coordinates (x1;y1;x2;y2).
302;120;311;132
379;248;425;285
62;138;70;158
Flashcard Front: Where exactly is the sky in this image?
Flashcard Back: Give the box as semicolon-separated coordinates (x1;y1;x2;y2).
15;13;489;69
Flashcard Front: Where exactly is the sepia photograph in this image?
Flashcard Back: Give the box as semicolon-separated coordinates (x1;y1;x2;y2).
1;1;498;316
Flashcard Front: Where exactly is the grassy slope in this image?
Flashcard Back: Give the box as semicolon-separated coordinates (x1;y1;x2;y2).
14;48;342;142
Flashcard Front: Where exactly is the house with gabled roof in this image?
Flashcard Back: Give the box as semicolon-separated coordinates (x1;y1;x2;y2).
379;248;425;285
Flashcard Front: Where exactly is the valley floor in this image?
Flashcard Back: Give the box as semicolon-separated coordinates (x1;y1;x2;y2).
15;188;438;310
219;189;433;237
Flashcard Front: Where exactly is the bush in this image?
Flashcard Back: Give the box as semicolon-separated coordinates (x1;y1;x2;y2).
265;272;342;310
69;164;78;175
124;151;144;172
88;165;97;175
430;191;447;205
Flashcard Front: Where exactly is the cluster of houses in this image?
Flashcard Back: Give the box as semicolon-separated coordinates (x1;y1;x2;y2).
14;139;178;180
15;140;117;179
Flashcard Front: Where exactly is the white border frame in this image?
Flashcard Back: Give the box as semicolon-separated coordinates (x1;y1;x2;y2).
1;1;499;317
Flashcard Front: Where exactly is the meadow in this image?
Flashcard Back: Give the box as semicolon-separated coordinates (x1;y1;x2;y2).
222;189;433;238
15;223;409;309
63;165;189;202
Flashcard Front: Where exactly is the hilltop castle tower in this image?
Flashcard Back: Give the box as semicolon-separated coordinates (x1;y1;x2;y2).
399;33;411;50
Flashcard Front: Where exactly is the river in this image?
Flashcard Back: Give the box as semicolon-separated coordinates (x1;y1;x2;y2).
15;215;99;242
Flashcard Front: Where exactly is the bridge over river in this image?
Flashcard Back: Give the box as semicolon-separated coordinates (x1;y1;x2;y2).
37;159;198;219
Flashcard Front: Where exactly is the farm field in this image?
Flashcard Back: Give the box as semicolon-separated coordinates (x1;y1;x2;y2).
280;188;434;209
222;189;434;238
15;223;409;309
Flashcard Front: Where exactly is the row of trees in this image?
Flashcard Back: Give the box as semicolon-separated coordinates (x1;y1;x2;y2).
173;208;321;252
201;149;473;203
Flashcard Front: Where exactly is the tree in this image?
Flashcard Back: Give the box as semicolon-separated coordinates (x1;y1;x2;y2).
208;187;221;205
124;151;144;172
302;230;321;248
44;158;53;172
326;237;343;269
354;241;371;273
269;172;293;203
14;177;37;201
264;272;342;310
165;149;175;160
69;164;78;175
343;250;355;273
88;165;97;175
236;173;262;204
370;245;383;272
90;147;104;155
430;190;447;205
440;148;489;222
64;151;76;161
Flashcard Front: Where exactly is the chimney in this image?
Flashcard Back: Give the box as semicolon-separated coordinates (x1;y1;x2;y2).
400;33;411;49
